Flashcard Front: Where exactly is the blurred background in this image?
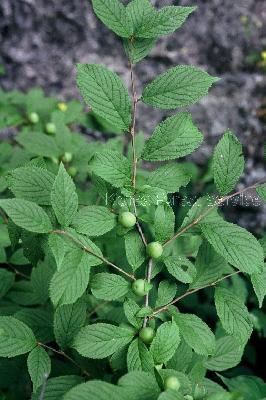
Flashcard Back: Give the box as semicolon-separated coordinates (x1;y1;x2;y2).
0;0;266;230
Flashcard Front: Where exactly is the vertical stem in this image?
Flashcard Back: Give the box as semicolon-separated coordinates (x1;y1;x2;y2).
143;258;153;327
129;41;138;188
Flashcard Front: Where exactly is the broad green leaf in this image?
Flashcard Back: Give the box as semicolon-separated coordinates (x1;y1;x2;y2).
8;166;55;205
0;316;36;357
149;163;190;193
91;273;130;301
166;339;193;372
0;269;15;298
64;380;128;400
73;323;134;359
123;298;142;329
32;375;83;400
126;0;155;35
125;230;146;271
74;206;116;236
49;249;91;307
31;260;55;304
204;336;244;372
89;150;131;188
77;64;131;132
15;308;54;344
124;38;156;64
51;163;78;227
220;375;266;400
92;0;133;38
251;267;266;308
141;113;203;161
127;338;154;372
164;255;197;284
54;300;87;350
215;287;253;344
201;220;264;274
257;183;266;202
142;66;218;109
150;321;180;364
27;346;51;393
16;131;60;158
136;186;167;206
119;371;160;400
154;204;175;243
173;312;215;356
212;131;244;195
0;199;52;233
155;280;176;308
48;233;66;270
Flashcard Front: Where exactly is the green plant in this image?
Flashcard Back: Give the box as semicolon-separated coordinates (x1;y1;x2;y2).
0;1;266;399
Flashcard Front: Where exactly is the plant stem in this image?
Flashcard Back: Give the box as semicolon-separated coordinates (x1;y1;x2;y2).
129;45;138;189
4;262;30;280
52;230;135;281
163;178;266;247
152;270;241;316
39;342;90;378
143;258;153;327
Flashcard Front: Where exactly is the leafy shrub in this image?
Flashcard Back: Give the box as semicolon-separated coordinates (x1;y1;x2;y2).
0;1;266;399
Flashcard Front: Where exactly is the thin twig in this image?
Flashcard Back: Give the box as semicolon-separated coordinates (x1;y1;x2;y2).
129;42;138;189
4;262;30;280
132;198;147;246
163;178;266;247
143;258;153;327
39;342;90;378
52;229;135;281
152;270;241;316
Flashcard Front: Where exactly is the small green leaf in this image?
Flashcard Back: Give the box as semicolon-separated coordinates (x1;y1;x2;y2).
91;273;130;301
32;376;83;400
154;204;175;243
127;338;154;372
251;267;266;308
149;163;190;193
164;255;196;284
155;280;176;308
119;371;161;400
150;321;180;364
125;230;146;271
204;336;244;372
123;299;142;329
64;380;128;400
74;206;116;237
27;346;51;393
16;131;60;158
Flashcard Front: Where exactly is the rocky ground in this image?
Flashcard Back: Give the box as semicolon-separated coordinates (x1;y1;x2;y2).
0;0;265;230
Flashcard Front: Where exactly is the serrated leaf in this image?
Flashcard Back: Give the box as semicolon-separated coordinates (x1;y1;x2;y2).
54;300;87;350
49;248;91;307
16;131;60;158
125;230;146;271
90;150;131;188
155;280;176;308
141;113;203;161
127;338;154;372
0;199;52;233
74;206;116;237
142;66;218;109
73;323;134;359
48;233;66;270
32;375;83;400
154;204;175;243
0;316;36;357
64;380;128;400
257;183;266;203
119;371;161;400
124;38;156;64
251;267;266;308
164;255;197;284
173;313;215;356
150;321;180;364
215;287;253;344
31;260;55;304
0;269;15;299
91;273;130;301
149;163;190;193
201;220;264;274
51;163;78;227
220;375;266;400
77;64;131;132
8;166;55;205
15;308;54;343
212;131;244;195
166;339;192;372
204;336;244;372
92;0;133;38
123;298;142;329
27;346;51;393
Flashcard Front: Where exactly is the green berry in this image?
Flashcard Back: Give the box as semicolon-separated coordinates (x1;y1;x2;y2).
51;157;59;165
28;112;39;124
132;279;148;297
139;327;155;345
147;242;163;259
68;166;77;177
62;152;73;163
118;211;136;228
46;122;56;135
164;376;181;392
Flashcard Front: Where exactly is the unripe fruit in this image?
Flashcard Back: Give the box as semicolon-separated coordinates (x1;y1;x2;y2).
51;157;59;165
139;327;155;345
68;166;77;177
164;376;181;392
45;122;56;135
118;211;136;228
28;112;39;124
58;102;68;112
147;242;163;259
62;152;73;163
132;279;148;297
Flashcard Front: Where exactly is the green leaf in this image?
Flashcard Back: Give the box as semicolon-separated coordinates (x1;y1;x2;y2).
16;131;60;158
173;312;215;356
164;255;196;284
0;316;36;357
73;323;134;359
154;204;175;243
141;113;203;161
51;163;78;227
32;375;83;400
123;298;142;329
74;206;116;236
49;248;91;307
124;38;156;64
149;163;190;193
125;230;146;271
126;0;154;35
0;199;52;233
90;150;131;188
204;336;244;372
251;267;266;308
48;233;66;270
31;260;55;304
64;380;128;400
201;220;264;274
27;346;51;393
257;183;266;202
212;131;244;195
150;321;180;364
215;287;253;344
157;390;184;400
142;66;218;109
155;280;176;308
0;269;15;299
8;166;55;205
127;338;154;372
166;339;192;372
15;308;54;344
54;300;87;350
77;64;131;132
220;375;266;400
92;0;133;38
91;273;130;301
119;371;160;400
